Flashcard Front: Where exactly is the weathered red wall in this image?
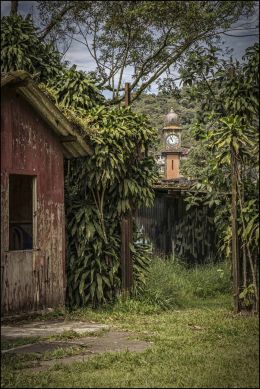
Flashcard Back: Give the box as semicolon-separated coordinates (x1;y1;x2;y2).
1;87;65;315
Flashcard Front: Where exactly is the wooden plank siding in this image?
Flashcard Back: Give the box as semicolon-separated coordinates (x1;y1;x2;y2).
1;87;65;315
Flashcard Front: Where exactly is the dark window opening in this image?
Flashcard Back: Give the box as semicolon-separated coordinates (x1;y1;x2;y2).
172;160;174;170
9;175;34;250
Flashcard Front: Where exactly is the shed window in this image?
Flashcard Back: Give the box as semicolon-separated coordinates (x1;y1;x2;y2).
9;175;34;250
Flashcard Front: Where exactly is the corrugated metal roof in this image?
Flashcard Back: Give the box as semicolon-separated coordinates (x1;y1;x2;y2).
1;71;93;158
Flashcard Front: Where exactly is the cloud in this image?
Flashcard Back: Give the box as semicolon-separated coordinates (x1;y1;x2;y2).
1;1;38;17
63;45;96;71
1;1;10;15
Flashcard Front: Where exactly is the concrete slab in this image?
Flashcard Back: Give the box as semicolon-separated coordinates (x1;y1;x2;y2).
1;321;109;338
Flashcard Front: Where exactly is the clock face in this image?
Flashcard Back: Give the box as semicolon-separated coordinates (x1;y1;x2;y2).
166;134;179;146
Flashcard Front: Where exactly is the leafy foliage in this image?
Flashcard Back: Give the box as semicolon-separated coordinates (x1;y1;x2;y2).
1;14;62;82
180;43;259;311
64;105;158;307
1;14;104;110
47;65;105;111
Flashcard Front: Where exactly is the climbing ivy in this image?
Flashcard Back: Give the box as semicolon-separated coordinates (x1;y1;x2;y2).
39;87;158;308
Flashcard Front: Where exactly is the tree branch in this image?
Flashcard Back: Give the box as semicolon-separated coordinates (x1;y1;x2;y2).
39;4;76;40
130;27;174;91
116;29;132;97
130;39;196;103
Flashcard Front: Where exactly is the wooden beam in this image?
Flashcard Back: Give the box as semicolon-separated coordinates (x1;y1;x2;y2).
120;82;133;295
125;83;131;107
10;1;18;15
231;148;240;313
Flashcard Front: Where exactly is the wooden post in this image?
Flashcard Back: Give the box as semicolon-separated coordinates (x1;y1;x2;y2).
121;217;133;293
120;83;133;295
124;82;131;107
231;148;240;313
10;1;18;15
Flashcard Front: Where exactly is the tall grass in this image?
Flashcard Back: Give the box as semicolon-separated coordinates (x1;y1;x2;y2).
137;256;232;309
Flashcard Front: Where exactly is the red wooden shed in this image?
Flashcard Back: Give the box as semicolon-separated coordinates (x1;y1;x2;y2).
1;71;92;316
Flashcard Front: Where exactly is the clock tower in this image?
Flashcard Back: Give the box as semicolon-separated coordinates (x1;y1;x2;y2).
161;108;184;180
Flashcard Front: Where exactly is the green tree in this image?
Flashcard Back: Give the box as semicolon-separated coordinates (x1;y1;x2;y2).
180;43;259;313
37;0;254;103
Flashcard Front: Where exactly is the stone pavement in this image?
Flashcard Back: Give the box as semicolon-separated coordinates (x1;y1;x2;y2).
1;320;153;371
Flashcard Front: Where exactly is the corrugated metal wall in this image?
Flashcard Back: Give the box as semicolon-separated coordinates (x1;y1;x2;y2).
136;192;217;264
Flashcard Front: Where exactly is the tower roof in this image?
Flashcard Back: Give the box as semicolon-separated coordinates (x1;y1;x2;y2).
165;108;180;126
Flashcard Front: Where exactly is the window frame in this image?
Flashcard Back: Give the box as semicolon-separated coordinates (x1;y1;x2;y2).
8;173;37;252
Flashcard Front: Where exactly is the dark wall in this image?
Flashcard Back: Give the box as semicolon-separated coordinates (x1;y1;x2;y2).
136;191;217;264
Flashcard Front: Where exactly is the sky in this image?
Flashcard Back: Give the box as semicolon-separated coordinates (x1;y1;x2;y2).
1;1;259;95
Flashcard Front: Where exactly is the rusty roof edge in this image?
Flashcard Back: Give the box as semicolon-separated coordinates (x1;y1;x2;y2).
1;71;93;157
63;139;86;159
1;70;31;88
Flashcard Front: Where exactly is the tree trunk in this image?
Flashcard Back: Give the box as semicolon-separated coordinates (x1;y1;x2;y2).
10;1;18;15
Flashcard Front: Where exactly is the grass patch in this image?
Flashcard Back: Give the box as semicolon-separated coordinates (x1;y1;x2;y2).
1;307;258;388
46;328;109;342
1;259;258;388
1;345;87;371
1;353;42;370
1;337;41;351
137;257;232;309
42;346;87;361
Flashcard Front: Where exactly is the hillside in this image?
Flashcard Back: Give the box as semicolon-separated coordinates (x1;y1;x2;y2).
131;92;197;147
